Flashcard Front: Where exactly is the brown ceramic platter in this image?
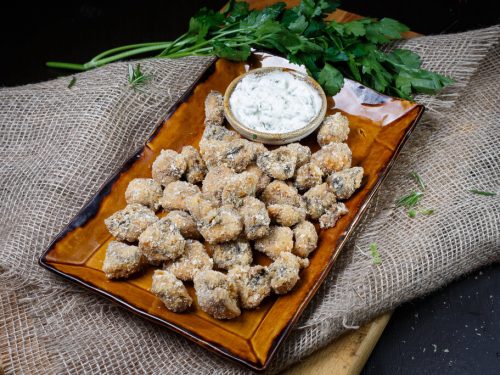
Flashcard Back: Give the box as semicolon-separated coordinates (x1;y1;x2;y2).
39;52;424;371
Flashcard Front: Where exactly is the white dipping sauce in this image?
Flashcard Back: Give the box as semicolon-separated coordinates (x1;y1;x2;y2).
229;71;322;134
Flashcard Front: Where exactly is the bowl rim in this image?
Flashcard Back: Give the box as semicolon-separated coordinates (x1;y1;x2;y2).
223;67;327;144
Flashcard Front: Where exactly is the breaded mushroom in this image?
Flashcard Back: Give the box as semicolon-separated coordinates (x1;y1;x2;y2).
268;252;309;294
152;149;187;186
202;123;240;142
102;241;146;279
105;203;158;242
256;146;297;180
319;202;349;229
202;165;235;204
286;143;311;168
164;240;213;281
138;217;186;264
198;205;243;244
267;204;306;227
302;183;337;220
185;193;217;221
160;181;200;211
228;265;271;309
200;139;256;172
210;240;253;270
151;270;192;313
326;167;364;200
204;91;225;126
125;178;163;211
261;180;303;208
239;196;270;240
181;145;207;184
193;270;241;319
294;162;324;192
165;210;201;240
317;112;350;146
221;172;258;207
245;164;272;194
292;221;318;258
254;226;293;260
310;143;352;174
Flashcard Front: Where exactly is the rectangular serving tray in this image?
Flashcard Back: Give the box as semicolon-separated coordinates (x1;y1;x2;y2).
39;52;424;371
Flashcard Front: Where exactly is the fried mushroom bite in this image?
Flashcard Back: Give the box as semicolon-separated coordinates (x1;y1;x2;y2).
239;196;270;240
294;163;324;192
210;240;253;270
261;180;303;208
152;149;187;186
198;205;243;244
165;210;201;239
138;217;186;264
317;112;350;146
254;226;293;260
202;165;235;205
267;204;306;227
160;181;200;211
202;123;240;142
268;252;309;295
185;193;217;221
245;164;272;194
292;221;318;258
302;183;337;220
204;90;225;126
310;143;352;174
228;265;271;309
151;270;192;313
181;145;207;184
200;139;256;172
125;178;163;211
221;172;258;207
102;241;146;279
193;270;241;319
105;203;158;242
256;146;297;180
319;202;349;229
286;143;311;168
326;167;364;200
164;240;213;281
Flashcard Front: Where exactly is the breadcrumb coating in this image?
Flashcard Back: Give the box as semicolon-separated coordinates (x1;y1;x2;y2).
254;226;293;260
229;265;271;309
319;202;349;229
294;163;324;191
310;142;352;174
165;210;201;240
151;270;192;312
125;178;163;211
256;146;297;180
268;252;309;294
317;112;350;146
292;221;318;258
105;203;158;242
210;240;253;270
267;204;306;227
138;217;186;264
239;196;271;240
103;241;145;279
198;205;243;244
152;149;187;186
160;181;200;211
326;167;364;200
164;240;213;281
193;270;241;319
261;180;303;208
181;145;207;184
303;183;337;220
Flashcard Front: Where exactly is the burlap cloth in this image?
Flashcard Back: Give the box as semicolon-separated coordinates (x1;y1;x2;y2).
1;26;499;374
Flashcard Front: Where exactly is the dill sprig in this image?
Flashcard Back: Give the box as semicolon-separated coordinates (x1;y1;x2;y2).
395;191;423;209
410;171;426;191
469;189;496;196
370;243;382;265
67;77;76;89
127;63;151;91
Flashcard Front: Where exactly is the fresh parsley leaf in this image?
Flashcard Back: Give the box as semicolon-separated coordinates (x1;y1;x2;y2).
469;189;497;196
366;18;409;44
127;63;151;91
409;171;426;191
343;20;367;37
408;209;417;218
317;63;344;95
420;208;435;215
395;191;423;209
213;42;251;61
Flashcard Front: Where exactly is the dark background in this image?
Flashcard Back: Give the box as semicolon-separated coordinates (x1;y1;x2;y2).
1;1;498;374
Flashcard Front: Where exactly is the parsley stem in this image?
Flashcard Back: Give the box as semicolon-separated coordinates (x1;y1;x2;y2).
90;42;171;62
46;62;87;71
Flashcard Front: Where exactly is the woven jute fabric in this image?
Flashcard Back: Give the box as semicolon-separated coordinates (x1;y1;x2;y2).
1;26;499;374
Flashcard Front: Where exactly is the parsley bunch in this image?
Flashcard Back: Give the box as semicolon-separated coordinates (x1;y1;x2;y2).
47;0;452;99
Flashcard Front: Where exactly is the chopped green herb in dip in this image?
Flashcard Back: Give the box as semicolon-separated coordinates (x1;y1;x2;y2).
229;71;322;134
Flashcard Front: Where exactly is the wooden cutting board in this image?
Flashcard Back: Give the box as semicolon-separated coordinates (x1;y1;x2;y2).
244;1;419;374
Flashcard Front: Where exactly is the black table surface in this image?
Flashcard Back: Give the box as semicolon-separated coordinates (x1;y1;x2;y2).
1;1;498;374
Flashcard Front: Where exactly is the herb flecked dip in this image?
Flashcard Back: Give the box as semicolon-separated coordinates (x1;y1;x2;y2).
229;71;322;134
